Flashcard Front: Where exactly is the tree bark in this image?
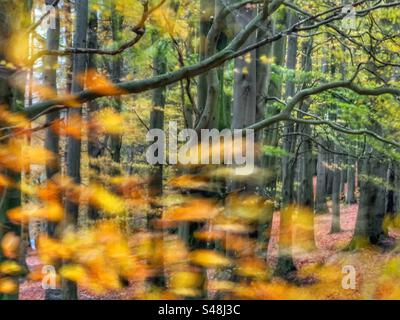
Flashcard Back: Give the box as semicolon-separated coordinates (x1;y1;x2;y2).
281;11;297;207
109;2;123;174
44;3;61;236
346;155;357;204
315;144;328;212
87;9;102;220
353;152;388;246
275;10;297;278
330;151;342;233
63;0;89;300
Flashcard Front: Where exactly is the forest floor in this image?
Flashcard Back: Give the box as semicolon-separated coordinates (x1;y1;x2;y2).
18;203;399;300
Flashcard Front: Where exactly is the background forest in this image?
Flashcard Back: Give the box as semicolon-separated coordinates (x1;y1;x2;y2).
1;0;400;300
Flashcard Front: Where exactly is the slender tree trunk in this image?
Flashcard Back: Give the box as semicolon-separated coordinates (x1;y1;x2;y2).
315;144;328;212
295;30;315;249
44;2;61;236
298;125;314;209
281;11;297;207
331;151;342;233
232;8;257;130
63;0;89;300
87;9;102;220
275;10;297;277
43;1;62;300
346;155;357;204
254;15;274;254
264;10;287;196
148;34;167;220
109;2;123;174
197;0;214;111
394;162;400;214
231;4;257;194
385;162;395;215
340;157;347;197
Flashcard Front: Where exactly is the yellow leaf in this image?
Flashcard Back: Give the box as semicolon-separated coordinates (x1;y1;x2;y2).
170;271;202;290
60;265;88;283
88;184;126;215
208;280;235;292
0;278;17;294
163;199;220;222
225;194;273;223
1;233;20;259
91;107;125;135
259;54;274;64
189;250;231;268
79;70;125;95
0;261;22;275
7;202;64;223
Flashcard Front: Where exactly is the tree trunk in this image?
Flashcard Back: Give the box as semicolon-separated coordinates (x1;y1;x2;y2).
298;124;314;209
232;8;257;130
385;162;395;215
63;0;88;300
148;34;167;217
353;152;388;246
346;155;357;204
44;3;61;236
281;11;297;207
197;0;214;111
109;2;123;174
340;157;347;197
43;1;62;301
330;151;342;233
264;10;287;196
275;10;297;277
315;144;328;212
394;162;400;214
87;9;102;220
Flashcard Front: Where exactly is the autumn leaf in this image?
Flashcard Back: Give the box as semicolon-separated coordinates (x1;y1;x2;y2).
189;250;232;268
37;235;73;264
0;106;29;128
208;280;235;292
168;175;209;190
90;107;126;135
235;257;268;280
194;230;225;242
170;270;202;297
163;199;220;222
88;184;126;215
0;174;13;189
225;193;273;223
60;264;88;283
79;69;125;95
0;261;23;275
223;234;256;254
1;233;20;259
7;202;64;223
0;278;18;294
51;115;85;139
0;140;55;171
